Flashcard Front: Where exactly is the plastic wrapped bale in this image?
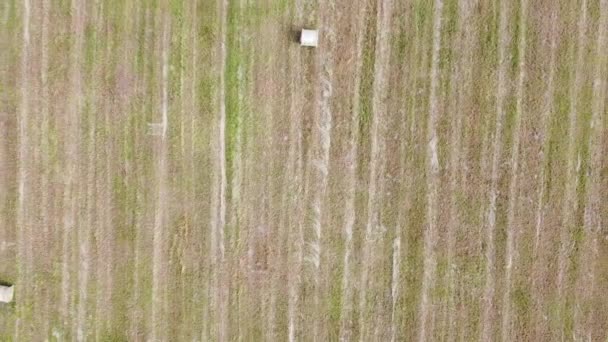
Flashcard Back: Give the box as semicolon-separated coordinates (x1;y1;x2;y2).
0;285;14;303
300;29;319;47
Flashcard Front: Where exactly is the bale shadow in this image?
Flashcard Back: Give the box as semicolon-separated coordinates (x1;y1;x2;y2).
289;26;301;44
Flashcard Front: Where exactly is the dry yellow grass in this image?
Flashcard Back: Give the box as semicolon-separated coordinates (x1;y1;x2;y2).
0;0;607;340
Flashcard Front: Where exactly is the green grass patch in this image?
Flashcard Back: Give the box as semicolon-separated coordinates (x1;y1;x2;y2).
135;5;148;76
510;3;521;72
413;0;432;33
224;0;255;201
272;0;290;17
225;1;241;188
2;0;18;30
327;275;343;337
439;0;458;71
358;0;378;133
83;23;98;73
512;283;531;318
545;82;569;198
401;175;427;336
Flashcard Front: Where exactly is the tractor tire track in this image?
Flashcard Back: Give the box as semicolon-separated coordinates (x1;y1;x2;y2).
530;8;558;338
576;0;607;338
480;1;511;340
399;11;432;341
469;111;492;341
228;0;246;338
440;16;464;342
389;232;401;342
207;0;229;337
294;0;322;337
556;2;588;337
76;106;95;342
130;5;151;338
60;0;85;332
184;1;200;338
532;7;558;261
0;0;11;283
286;1;307;340
267;12;295;337
501;0;527;339
443;1;476;339
388;5;423;339
417;0;443;340
15;0;32;338
27;2;48;340
39;0;54;335
306;0;336;339
338;1;368;339
151;15;170;342
357;0;394;339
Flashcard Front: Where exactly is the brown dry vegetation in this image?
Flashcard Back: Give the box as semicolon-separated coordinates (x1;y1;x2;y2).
0;0;607;341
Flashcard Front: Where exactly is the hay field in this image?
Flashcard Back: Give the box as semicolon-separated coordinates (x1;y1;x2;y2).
0;0;607;340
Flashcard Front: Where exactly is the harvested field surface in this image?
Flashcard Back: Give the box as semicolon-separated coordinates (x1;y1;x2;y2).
1;0;607;340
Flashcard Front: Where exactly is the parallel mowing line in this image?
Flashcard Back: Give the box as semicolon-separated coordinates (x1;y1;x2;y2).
309;1;336;340
16;0;31;338
441;13;463;342
556;2;588;338
176;2;187;337
357;0;394;339
390;72;414;342
24;0;36;310
0;0;9;293
71;5;87;336
118;1;136;334
77;107;95;342
417;0;443;341
269;38;285;341
389;5;425;339
480;1;510;339
135;5;157;338
338;1;368;340
151;16;170;342
61;0;85;332
389;237;401;342
261;21;278;342
242;17;257;342
207;0;227;337
107;0;121;325
474;113;492;340
443;1;476;339
269;5;292;334
294;1;322;339
130;4;147;338
100;3;112;336
230;0;245;337
403;11;431;340
501;0;527;339
576;0;607;338
209;6;222;338
530;11;558;338
40;0;51;335
188;0;199;338
213;0;229;337
189;0;198;264
77;2;104;339
287;0;305;340
532;9;558;260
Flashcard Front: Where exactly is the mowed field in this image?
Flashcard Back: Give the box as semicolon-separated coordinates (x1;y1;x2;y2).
1;0;608;340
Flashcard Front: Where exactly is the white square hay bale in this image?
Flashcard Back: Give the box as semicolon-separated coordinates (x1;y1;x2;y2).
300;29;319;47
0;285;14;303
